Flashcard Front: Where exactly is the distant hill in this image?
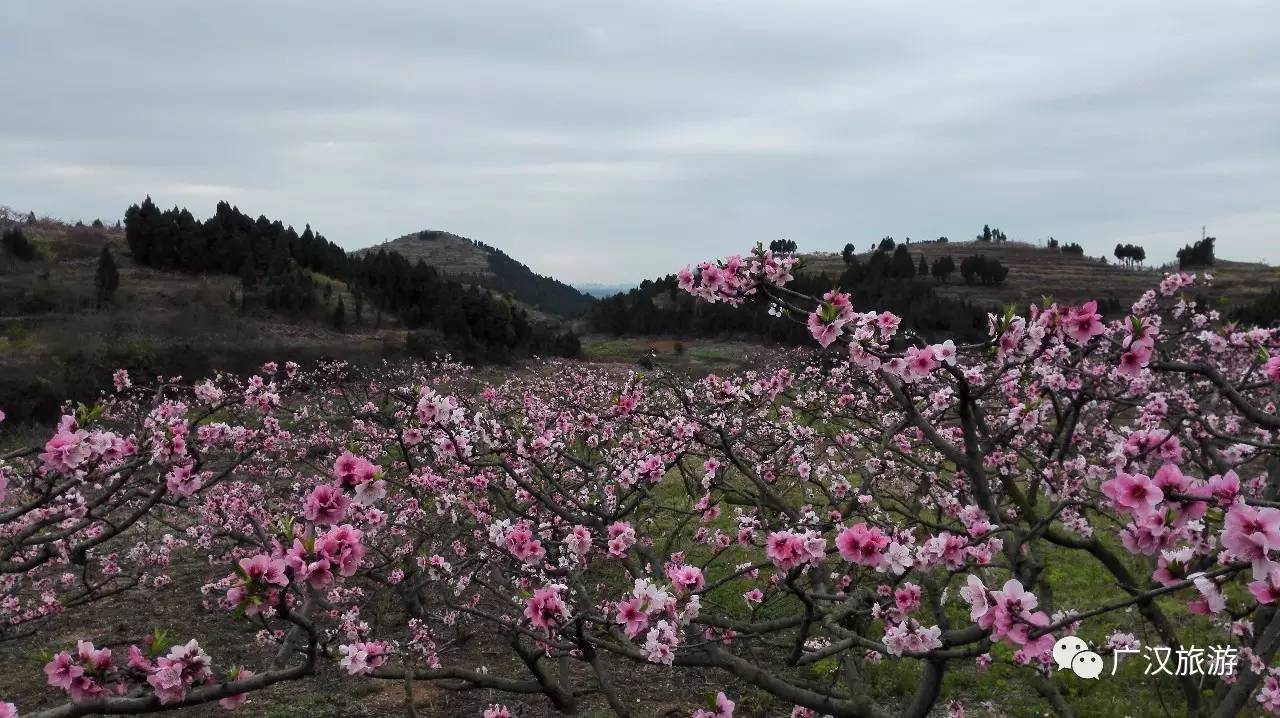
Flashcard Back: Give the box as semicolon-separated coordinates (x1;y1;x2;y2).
358;230;595;317
585;238;1280;345
0;214;393;422
576;282;637;298
802;240;1279;312
0;206;585;423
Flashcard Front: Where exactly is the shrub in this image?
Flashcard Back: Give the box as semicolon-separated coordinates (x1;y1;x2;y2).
959;254;1009;285
95;246;120;304
2;226;36;261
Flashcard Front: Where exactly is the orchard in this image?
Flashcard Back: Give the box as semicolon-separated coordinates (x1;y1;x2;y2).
3;245;1280;717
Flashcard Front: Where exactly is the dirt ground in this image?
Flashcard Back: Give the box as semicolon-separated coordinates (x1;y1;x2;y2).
0;557;747;718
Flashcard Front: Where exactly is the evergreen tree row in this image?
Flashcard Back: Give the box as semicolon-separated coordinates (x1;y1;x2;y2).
1177;236;1216;268
842;246;1006;286
977;224;1009;242
1113;243;1147;267
125;197;349;278
465;236;595;316
769;239;799;254
352;247;579;362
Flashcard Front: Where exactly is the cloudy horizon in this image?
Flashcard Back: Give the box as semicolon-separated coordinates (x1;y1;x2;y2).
3;1;1278;283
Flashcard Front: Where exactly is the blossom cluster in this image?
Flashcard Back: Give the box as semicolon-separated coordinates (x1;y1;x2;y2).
2;260;1280;717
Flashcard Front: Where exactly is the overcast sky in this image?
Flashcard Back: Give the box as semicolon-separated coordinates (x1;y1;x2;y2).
3;2;1279;283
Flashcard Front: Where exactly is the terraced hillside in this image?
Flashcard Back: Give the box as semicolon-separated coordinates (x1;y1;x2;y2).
802;240;1279;312
360;230;492;275
0;218;394;421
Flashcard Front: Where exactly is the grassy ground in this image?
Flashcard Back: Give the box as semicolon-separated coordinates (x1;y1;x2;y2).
0;547;755;717
581;335;786;374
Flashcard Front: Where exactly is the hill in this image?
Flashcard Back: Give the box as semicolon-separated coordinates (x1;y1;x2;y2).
0;215;396;421
802;239;1279;312
358;230;595;317
586;238;1280;346
0;204;584;422
576;282;638;298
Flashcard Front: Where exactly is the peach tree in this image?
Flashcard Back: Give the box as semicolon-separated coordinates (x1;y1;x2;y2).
2;247;1280;717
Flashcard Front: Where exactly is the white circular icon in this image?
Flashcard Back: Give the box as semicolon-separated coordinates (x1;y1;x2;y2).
1070;650;1104;679
1052;636;1089;671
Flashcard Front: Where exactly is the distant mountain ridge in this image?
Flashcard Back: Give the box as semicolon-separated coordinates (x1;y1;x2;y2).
575;282;637;298
359;230;595;317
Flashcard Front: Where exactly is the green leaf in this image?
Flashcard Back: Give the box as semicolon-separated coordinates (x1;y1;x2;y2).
150;628;172;656
819;302;840;323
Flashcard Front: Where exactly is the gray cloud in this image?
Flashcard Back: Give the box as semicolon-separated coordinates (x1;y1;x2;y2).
3;0;1278;282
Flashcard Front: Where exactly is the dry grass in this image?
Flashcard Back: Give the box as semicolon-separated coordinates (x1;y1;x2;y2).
0;220;405;422
356;230;494;278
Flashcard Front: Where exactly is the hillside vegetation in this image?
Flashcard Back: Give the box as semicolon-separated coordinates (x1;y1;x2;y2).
591;236;1280;346
360;230;595;316
8;205;1278;421
804;239;1279;311
0;203;582;422
0;216;394;421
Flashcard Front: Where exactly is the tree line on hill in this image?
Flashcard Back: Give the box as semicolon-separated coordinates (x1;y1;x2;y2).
1113;243;1147;267
349;247;580;362
769;238;799;254
589;228;1198;344
1177;236;1216;268
125;197;349;286
977;224;1009;242
1043;238;1087;255
122;197;579;363
841;243;1009;286
589;268;995;344
462;236;595;316
589;241;1004;343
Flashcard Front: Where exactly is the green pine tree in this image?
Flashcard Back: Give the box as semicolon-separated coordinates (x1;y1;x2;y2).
332;297;346;331
95;246;120;305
